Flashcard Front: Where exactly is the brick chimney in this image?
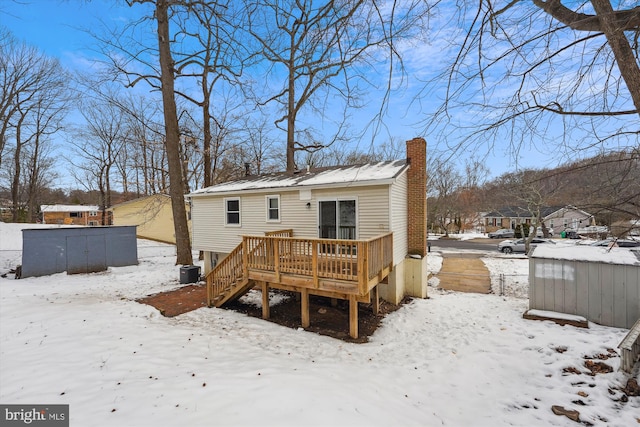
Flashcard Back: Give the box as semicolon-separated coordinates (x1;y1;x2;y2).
406;137;427;256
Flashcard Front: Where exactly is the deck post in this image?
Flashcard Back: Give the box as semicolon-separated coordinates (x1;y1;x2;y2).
371;285;379;315
349;294;358;339
301;288;310;328
206;276;213;307
261;281;270;319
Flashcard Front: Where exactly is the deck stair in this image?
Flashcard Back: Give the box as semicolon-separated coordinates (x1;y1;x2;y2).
619;317;640;374
207;243;253;307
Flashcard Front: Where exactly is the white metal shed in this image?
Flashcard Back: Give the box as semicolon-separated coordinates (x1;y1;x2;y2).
528;245;640;329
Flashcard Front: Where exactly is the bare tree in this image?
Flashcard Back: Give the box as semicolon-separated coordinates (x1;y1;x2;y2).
246;0;428;171
427;158;463;236
425;1;640;163
0;30;69;221
172;1;247;188
103;0;194;264
69;100;127;225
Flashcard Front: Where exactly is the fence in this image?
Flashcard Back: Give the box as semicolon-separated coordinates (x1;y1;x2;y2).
431;271;529;298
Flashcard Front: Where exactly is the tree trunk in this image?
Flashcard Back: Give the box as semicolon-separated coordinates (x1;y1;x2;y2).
156;0;193;265
202;75;212;187
591;0;640;116
11;110;29;222
286;37;296;172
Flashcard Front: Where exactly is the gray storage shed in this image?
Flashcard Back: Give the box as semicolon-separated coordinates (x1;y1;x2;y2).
529;245;640;329
20;226;138;278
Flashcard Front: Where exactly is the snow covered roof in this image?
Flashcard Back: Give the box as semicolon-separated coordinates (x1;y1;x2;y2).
530;245;640;266
189;160;408;196
41;204;100;212
483;205;582;219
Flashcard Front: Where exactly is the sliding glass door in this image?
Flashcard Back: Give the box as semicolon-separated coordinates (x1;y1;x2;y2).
319;200;356;240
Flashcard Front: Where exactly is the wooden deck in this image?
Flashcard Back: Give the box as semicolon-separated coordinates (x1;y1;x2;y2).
206;231;393;338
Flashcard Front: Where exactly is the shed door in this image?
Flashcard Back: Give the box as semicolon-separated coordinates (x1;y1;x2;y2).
66;235;107;274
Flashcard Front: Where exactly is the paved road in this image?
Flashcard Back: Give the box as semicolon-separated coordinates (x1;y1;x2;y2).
428;237;502;253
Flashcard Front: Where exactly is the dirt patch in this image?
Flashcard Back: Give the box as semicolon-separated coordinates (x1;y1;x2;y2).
138;284;207;317
436;255;491;294
138;285;406;343
227;290;407;343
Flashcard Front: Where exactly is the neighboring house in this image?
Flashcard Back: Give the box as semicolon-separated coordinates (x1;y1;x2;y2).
108;194;191;244
41;204;108;226
187;138;428;338
483;205;594;233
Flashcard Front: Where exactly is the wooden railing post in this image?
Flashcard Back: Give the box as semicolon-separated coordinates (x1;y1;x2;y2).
274;237;281;282
242;237;248;279
359;241;367;295
312;241;318;288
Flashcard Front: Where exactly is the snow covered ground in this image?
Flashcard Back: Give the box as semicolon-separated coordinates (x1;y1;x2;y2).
1;223;638;426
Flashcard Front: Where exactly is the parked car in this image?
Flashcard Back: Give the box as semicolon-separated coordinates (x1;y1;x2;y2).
590;238;640;248
535;227;554;238
498;238;555;254
488;228;515;239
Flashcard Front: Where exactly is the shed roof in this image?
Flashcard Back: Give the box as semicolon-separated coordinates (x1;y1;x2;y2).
530;245;640;266
189;159;408;196
41;204;100;212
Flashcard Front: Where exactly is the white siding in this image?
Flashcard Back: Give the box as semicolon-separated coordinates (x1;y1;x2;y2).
389;172;408;265
191;184;395;253
313;185;391;239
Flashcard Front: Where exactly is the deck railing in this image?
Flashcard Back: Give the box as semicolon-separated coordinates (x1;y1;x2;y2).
243;232;393;295
206;242;244;306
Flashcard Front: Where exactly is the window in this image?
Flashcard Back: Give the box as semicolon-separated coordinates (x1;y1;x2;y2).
266;195;280;222
225;198;240;226
319;199;356;239
89;211;98;217
70;212;82;218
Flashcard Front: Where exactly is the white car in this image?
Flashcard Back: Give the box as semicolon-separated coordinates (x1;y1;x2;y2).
498;238;555;254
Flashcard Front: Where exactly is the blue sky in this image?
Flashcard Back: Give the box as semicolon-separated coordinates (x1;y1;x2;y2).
1;0;613;189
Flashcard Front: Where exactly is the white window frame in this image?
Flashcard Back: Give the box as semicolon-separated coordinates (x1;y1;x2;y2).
266;195;281;223
317;197;358;240
225;197;241;227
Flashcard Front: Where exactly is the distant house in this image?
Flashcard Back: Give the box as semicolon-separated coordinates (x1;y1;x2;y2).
108;194;191;244
41;205;108;226
187;138;428;338
483;205;594;234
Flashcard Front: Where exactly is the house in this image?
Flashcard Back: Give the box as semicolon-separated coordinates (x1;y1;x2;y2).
483;205;594;234
41;204;109;226
108;194;191;244
187;138;428;338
